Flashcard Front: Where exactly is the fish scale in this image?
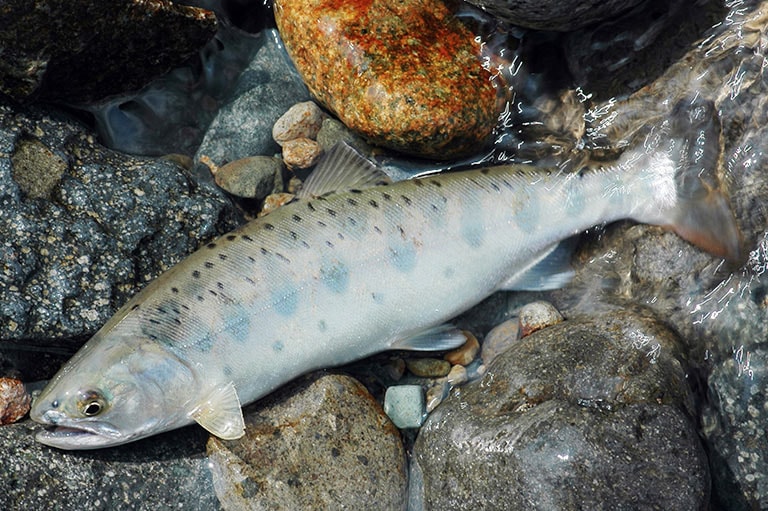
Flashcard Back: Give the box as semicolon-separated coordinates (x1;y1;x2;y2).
31;107;742;448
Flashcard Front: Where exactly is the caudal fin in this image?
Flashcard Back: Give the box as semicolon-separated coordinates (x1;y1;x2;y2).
662;99;743;263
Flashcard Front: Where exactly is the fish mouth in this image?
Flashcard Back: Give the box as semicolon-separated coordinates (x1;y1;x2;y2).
34;420;126;450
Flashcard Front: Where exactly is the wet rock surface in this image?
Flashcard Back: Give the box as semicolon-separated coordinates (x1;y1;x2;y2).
0;0;217;103
207;373;408;510
0;100;239;355
413;311;710;510
0;421;221;511
274;0;501;159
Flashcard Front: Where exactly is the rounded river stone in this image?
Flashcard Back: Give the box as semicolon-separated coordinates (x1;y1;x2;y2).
274;0;502;159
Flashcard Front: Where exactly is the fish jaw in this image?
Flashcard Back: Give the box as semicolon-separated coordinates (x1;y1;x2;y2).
32;410;129;450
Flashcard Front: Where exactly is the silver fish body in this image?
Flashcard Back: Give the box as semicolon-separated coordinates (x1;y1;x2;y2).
30;109;740;449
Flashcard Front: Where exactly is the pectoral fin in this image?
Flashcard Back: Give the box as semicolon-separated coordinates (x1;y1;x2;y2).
499;241;575;291
190;382;246;440
392;324;468;351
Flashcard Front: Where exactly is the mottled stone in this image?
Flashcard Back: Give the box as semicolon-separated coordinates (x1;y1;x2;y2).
259;192;296;217
0;99;239;355
207;373;407;510
480;318;519;366
272;101;325;146
0;420;221;510
405;357;451;378
281;137;323;170
214;155;282;199
0;0;216;103
274;0;502;159
413;311;709;509
518;300;564;337
463;0;644;31
0;377;30;425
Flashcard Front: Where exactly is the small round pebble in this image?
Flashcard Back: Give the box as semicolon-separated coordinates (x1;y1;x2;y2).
282;137;323;170
444;331;480;366
259;192;295;217
214;156;282;199
405;358;451;378
518;301;564;338
272;101;325;146
384;385;426;429
482;319;520;366
0;377;31;425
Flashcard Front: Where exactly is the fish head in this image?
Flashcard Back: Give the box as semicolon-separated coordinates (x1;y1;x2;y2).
31;335;197;450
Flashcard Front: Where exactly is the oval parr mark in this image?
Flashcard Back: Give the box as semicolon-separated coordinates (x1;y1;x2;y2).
389;242;416;272
320;260;350;294
272;287;299;317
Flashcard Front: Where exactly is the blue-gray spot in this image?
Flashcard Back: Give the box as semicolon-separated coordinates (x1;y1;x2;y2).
321;260;350;293
389;242;416;272
227;312;251;344
443;267;455;279
273;340;284;352
318;320;327;332
272;288;299;317
460;220;485;248
223;365;233;377
371;292;384;304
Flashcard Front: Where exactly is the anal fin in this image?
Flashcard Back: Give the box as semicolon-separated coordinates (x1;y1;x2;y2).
392;324;468;351
190;381;246;440
500;240;575;291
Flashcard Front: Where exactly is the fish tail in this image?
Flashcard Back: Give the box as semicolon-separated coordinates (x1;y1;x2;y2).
636;98;743;263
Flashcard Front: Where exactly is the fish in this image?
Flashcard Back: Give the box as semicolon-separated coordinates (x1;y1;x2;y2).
30;99;741;449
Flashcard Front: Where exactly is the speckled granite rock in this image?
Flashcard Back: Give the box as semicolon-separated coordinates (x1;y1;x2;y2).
274;0;502;159
0;99;240;363
0;420;221;511
412;311;710;510
0;0;216;103
207;373;408;510
463;0;644;31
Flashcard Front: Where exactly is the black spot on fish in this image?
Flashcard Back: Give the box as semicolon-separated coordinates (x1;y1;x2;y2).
276;252;291;263
171;287;179;294
248;255;256;263
290;230;298;240
264;223;275;231
260;247;269;256
181;304;190;311
218;253;228;261
173;318;182;325
207;242;217;249
245;276;256;285
307;202;317;212
398;225;406;237
209;290;218;297
196;295;204;302
326;240;334;248
382;192;392;201
350;189;363;194
346;198;358;206
217;282;225;290
131;304;140;311
156;306;167;314
431;203;439;212
317;220;327;227
337;232;345;240
148;318;161;325
192;270;201;279
242;234;254;242
301;240;310;249
413;180;424;187
227;235;237;241
429;180;442;187
502;179;514;190
172;307;181;315
401;195;412;206
148;334;158;341
292;214;302;222
369;199;379;208
204;261;214;269
347;217;357;226
490;182;501;192
481;168;490;175
374;225;382;234
326;208;337;217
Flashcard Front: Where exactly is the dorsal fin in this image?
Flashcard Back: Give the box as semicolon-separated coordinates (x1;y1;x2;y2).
296;142;391;199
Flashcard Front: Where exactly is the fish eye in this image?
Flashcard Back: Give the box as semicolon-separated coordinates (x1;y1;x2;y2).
78;390;106;417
